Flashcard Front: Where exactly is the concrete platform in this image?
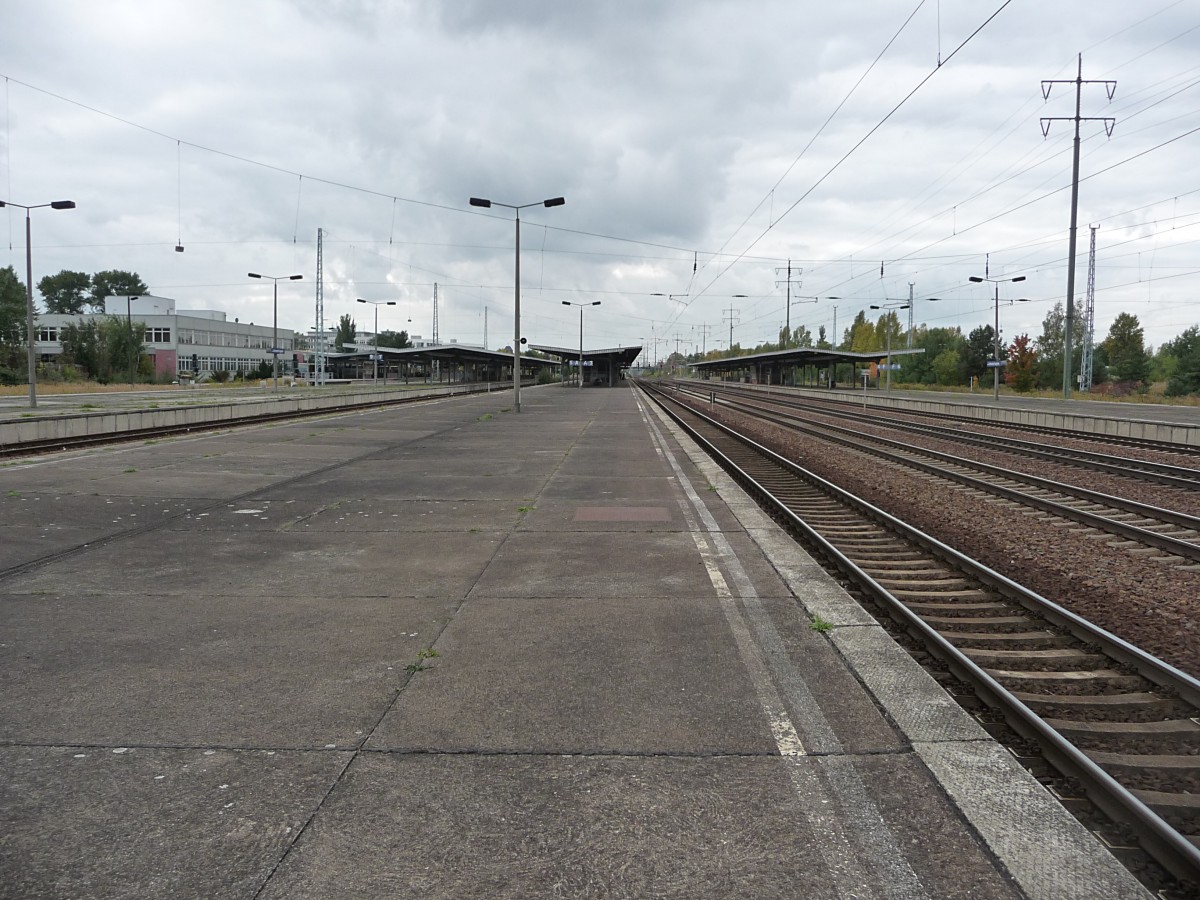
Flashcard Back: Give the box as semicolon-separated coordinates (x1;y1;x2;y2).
0;384;1150;898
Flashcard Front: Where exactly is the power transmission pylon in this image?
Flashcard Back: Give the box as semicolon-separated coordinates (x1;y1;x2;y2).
774;259;803;344
1041;55;1115;397
723;305;741;350
1080;225;1098;391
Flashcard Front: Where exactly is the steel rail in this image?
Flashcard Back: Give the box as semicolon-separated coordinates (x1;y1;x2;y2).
640;381;1200;883
675;384;1200;563
687;380;1200;489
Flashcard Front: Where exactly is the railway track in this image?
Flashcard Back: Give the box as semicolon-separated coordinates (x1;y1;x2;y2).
723;380;1200;457
678;380;1200;490
666;381;1200;566
639;380;1200;889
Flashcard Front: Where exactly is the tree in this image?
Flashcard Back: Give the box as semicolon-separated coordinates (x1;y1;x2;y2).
38;270;92;314
376;329;412;349
902;326;964;385
874;311;903;356
58;316;145;382
1034;301;1086;390
1164;326;1200;397
90;270;149;310
962;325;995;382
1005;333;1037;392
931;348;962;386
0;266;28;381
1102;312;1149;385
847;311;876;352
816;325;830;350
335;314;356;351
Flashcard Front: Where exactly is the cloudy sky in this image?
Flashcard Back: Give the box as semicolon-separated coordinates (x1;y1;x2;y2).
2;0;1198;361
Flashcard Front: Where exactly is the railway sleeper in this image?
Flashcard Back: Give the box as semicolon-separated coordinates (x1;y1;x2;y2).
1128;790;1200;838
1045;717;1200;756
1084;750;1200;796
989;668;1147;693
964;647;1110;671
1015;690;1194;723
942;630;1069;649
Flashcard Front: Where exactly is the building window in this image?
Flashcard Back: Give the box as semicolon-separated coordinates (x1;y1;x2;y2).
36;327;58;342
147;327;172;343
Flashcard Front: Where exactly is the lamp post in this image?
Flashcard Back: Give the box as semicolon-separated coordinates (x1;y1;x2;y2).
248;272;303;390
969;270;1027;401
357;298;396;384
0;199;75;408
126;294;139;391
562;300;600;388
469;195;565;412
869;302;910;394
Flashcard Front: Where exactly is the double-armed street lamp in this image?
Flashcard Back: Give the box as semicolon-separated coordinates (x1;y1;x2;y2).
357;298;397;384
0;198;76;408
469;195;565;412
248;272;303;390
969;271;1027;401
869;302;910;394
562;300;600;388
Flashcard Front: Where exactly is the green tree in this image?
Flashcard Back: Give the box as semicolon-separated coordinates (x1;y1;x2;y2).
1164;326;1200;397
0;265;28;381
335;313;356;351
376;329;412;349
931;348;962;386
874;311;904;356
37;270;92;314
901;326;964;385
847;311;876;352
962;325;995;382
90;270;149;310
1005;333;1037;392
58;316;144;382
816;325;830;350
1102;312;1149;384
1034;301;1086;390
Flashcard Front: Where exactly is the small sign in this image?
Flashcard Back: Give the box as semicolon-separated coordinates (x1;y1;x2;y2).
269;348;285;355
986;360;1006;368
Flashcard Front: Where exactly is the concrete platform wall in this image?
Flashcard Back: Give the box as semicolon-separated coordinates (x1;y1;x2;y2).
0;383;506;448
759;385;1200;447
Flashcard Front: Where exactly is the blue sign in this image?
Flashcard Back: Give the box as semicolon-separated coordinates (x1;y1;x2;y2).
986;360;1006;368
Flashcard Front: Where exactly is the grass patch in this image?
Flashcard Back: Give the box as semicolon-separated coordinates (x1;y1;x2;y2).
809;615;834;633
517;505;535;513
405;647;440;674
123;467;137;474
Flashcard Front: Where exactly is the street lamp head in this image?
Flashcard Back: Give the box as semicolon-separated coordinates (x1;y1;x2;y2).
1011;275;1027;283
543;197;566;208
248;273;262;279
357;298;367;304
562;301;570;307
289;274;303;281
385;301;396;306
968;276;984;283
469;197;492;208
591;301;601;306
50;201;76;210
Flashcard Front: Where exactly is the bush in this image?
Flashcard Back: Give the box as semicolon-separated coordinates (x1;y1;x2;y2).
211;370;231;383
0;365;22;385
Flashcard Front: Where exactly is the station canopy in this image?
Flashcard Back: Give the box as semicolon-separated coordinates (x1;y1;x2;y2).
530;345;643;369
690;346;924;372
329;344;558;369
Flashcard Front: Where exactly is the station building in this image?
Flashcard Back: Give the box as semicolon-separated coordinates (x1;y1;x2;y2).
36;295;300;379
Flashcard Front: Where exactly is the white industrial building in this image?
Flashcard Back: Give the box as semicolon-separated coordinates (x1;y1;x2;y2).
36;295;301;379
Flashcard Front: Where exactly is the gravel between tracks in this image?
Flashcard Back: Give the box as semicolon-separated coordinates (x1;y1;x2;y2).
686;397;1200;679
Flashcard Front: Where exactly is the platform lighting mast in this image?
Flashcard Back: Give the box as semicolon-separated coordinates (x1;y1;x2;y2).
1080;225;1098;392
432;283;440;379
